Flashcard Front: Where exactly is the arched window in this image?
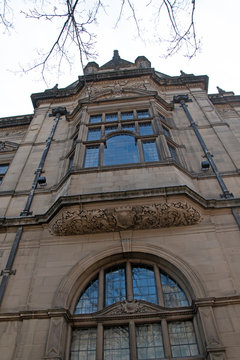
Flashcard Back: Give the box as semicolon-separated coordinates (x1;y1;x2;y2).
70;260;202;360
104;135;139;166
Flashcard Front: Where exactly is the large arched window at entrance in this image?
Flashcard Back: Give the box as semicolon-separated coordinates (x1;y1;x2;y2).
70;259;202;360
104;135;139;166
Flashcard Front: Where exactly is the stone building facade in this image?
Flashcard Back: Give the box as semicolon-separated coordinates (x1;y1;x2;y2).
0;50;240;360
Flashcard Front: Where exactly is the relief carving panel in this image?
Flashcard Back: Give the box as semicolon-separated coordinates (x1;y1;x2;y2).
49;201;201;236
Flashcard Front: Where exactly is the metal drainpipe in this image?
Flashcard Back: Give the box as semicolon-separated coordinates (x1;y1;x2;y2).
0;107;68;307
173;95;240;229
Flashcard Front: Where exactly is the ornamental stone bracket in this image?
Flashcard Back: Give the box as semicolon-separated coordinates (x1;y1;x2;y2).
49;201;201;236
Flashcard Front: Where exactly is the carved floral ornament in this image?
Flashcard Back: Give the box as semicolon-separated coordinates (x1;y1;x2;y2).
49;201;201;236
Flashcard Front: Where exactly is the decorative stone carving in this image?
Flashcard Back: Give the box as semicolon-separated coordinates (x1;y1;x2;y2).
0;141;19;152
44;317;67;360
101;300;160;316
49;201;201;236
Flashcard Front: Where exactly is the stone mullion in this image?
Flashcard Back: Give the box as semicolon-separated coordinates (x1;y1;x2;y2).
137;138;144;163
96;323;103;360
161;319;172;359
129;321;137;360
98;268;104;310
126;261;133;301
154;264;164;306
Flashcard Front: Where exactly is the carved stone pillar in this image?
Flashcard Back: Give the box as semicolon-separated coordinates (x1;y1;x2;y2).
198;306;226;360
44;316;68;360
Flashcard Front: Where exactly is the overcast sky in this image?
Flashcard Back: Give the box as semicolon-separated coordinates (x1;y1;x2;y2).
0;0;239;118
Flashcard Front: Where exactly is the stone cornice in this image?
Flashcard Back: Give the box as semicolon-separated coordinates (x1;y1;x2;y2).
209;94;240;105
31;67;208;109
0;185;240;230
0;114;33;128
0;295;239;322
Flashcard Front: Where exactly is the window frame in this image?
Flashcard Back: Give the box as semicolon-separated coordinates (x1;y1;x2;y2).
0;163;9;184
81;109;177;169
70;259;204;360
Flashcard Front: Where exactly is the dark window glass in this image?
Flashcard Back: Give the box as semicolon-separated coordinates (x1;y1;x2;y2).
105;266;126;307
90;115;102;123
142;141;159;162
104;326;130;360
106;113;118;122
168;321;199;358
139;123;153;136
159;113;165;121
105;125;118;136
87;128;101;141
136;324;165;359
121;112;134;120
160;273;189;308
163;126;171;138
73;135;78;146
0;164;9;184
104;135;139;166
70;328;97;359
137;110;149;119
68;154;74;172
122;123;135;132
132;265;157;304
168;144;177;161
84;146;99;168
74;278;98;314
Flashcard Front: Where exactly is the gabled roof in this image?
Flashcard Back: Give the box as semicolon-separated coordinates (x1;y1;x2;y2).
100;50;134;70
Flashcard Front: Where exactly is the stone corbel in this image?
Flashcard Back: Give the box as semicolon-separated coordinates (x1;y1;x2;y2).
49;201;201;236
44;317;68;360
198;306;226;360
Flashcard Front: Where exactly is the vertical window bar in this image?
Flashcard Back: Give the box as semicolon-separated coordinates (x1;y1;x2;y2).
84;146;99;168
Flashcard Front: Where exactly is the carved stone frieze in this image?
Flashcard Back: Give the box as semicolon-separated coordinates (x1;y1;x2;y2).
105;300;157;315
0;141;19;152
49;201;201;236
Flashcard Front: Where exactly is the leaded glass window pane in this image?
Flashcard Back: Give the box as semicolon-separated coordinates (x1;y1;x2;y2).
87;128;101;140
137;110;149;118
70;328;96;360
142;141;159;162
68;154;74;172
104;135;139;166
139;123;153;136
104;326;130;360
168;321;199;358
160;273;189;308
132;265;157;304
105;125;118;135
84;146;99;168
121;112;134;120
105;266;126;307
136;324;165;359
122;124;135;132
0;164;8;175
74;278;98;314
0;164;8;184
163;126;171;138
168;144;177;161
90;115;102;123
106;113;118;122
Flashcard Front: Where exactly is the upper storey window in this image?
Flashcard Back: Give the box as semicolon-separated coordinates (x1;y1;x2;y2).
0;164;9;184
80;109;179;169
90;114;102;123
104;135;139;166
